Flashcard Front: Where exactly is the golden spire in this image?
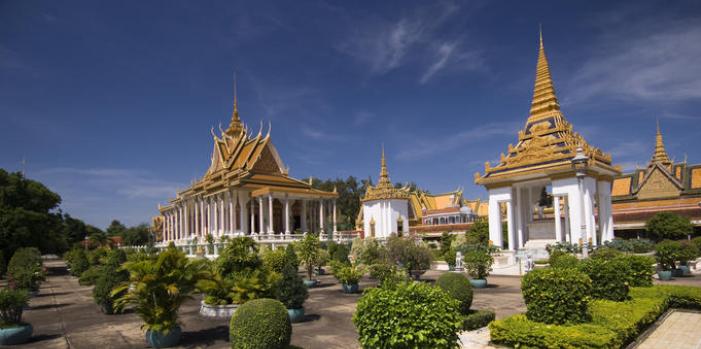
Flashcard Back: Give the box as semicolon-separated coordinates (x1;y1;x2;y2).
651;120;672;166
528;27;561;122
362;145;410;202
378;144;391;186
225;74;244;136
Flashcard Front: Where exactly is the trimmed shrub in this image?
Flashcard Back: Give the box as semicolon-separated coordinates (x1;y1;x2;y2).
435;273;473;314
353;281;462;349
69;249;90;276
276;258;308;310
8;247;44;291
604;238;654;253
616;255;655;287
546;241;581;254
0;288;30;327
549;251;579;269
590;247;623;260
679;241;699;265
490;285;701;349
522;268;592;324
261;247;287;273
93;249;129;313
655;240;682;270
229;298;291;349
329;242;351;264
578;258;629;301
78;266;101;286
462;309;495;331
691;236;701;256
646;212;693;240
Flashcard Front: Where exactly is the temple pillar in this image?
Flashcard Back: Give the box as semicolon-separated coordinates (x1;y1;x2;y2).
219;195;225;236
554;195;563;242
238;192;247;235
506;199;515;251
258;197;264;234
184;201;190;237
333;199;337;233
268;195;274;234
301;200;307;232
250;198;255;234
319;199;325;234
284;196;290;234
229;191;235;234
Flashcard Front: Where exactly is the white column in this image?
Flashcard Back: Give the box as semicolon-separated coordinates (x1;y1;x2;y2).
597;181;614;243
333;199;337;233
238;192;246;234
250;198;256;234
506;200;515;251
284;196;290;234
229;191;235;234
514;187;523;248
161;213;167;241
583;178;596;247
554;195;563;242
268;195;274;234
258;197;264;234
563;197;571;243
219;195;225;236
319;199;325;233
301;200;308;232
185;201;191;237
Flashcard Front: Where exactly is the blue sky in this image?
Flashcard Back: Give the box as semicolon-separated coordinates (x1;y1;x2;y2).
2;1;701;229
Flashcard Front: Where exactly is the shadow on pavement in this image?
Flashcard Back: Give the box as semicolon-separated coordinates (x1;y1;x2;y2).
30;303;72;310
180;325;229;347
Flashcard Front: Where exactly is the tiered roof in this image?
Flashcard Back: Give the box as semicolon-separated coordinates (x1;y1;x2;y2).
475;31;618;186
362;147;411;202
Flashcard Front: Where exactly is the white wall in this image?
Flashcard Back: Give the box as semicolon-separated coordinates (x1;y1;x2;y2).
362;199;409;239
487;187;512;249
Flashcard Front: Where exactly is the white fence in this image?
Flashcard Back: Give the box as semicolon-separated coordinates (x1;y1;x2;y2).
125;231;361;258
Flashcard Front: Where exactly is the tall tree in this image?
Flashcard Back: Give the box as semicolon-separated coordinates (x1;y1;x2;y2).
106;219;128;237
0;169;68;258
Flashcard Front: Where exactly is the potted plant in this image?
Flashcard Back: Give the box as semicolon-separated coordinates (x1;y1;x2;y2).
113;245;207;348
298;234;321;287
332;262;365;294
205;233;215;255
197;237;276;319
0;288;32;345
464;246;494;288
678;241;699;276
92;249;128;314
277;246;308;322
7;248;45;295
386;237;432;280
316;249;330;276
655;240;681;281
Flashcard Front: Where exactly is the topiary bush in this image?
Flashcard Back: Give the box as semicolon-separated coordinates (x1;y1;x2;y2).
229;298;291;349
276;249;308;310
655;240;682;270
577;258;629;301
646;212;693;240
616;255;655;287
590;247;622;260
93;249;129;314
435;272;473;314
8;247;44;291
549;251;579;269
69;249;90;276
462;309;495;330
353;281;462;349
522;268;592;324
0;288;30;327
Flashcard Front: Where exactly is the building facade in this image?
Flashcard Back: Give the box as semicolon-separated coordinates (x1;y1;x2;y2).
475;32;620;251
157;95;339;245
611;123;701;233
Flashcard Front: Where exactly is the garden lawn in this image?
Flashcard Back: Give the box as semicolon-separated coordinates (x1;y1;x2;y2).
489;285;701;349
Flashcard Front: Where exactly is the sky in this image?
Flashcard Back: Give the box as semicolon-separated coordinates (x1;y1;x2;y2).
2;1;701;229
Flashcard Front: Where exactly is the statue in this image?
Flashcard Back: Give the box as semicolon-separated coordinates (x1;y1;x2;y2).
455;251;464;272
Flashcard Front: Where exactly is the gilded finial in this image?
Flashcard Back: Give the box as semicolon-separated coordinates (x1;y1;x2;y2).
225;72;244;136
528;27;561;121
651;120;672;166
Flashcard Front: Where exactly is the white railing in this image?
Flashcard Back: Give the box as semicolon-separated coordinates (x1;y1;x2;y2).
124;231;361;257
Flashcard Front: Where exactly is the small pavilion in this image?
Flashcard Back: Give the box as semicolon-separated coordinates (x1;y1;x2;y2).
474;32;620;252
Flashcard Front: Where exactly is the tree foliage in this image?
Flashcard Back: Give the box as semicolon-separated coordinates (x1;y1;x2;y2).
645;212;694;240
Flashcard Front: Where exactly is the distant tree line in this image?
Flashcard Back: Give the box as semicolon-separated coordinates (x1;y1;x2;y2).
0;169;151;263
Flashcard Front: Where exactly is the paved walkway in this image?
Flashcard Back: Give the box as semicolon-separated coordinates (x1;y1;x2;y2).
14;261;527;349
636;310;701;349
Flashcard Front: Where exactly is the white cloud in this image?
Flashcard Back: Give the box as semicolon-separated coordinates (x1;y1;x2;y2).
420;41;484;84
396;122;519;160
566;19;701;104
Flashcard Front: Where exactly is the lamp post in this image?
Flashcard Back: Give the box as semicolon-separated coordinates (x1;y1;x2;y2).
571;147;589;258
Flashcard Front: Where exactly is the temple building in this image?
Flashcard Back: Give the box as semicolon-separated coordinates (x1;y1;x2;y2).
157;94;339;244
474;32;620;252
360;148;412;239
611;123;701;233
357;148;483;239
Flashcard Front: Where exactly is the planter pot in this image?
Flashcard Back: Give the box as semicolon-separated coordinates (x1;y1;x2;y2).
671;268;684;277
469;279;488;288
0;323;33;345
145;325;181;348
100;301;115;315
199;301;238;319
342;283;359;294
287;308;305;323
679;265;691;276
303;279;318;288
658;270;673;281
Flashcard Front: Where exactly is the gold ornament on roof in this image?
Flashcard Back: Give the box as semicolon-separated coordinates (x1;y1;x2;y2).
650;120;672;168
475;29;616;184
362;146;411;202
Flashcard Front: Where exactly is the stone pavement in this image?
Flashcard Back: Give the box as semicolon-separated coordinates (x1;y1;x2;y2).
14;261;527;349
635;310;701;349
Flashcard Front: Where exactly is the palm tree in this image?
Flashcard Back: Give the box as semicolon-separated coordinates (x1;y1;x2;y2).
112;245;207;334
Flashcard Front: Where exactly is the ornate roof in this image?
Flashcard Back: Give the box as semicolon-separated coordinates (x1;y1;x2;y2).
362;147;411;202
651;121;672;168
475;30;618;185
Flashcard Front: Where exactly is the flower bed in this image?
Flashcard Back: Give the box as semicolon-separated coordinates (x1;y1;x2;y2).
489;285;701;349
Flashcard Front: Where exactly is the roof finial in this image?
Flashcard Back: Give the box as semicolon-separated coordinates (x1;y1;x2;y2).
379;144;390;183
225;71;244;136
651;120;672;167
539;23;543;49
527;26;561;122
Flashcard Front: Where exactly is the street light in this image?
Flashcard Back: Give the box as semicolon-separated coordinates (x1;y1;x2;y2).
571;146;589;258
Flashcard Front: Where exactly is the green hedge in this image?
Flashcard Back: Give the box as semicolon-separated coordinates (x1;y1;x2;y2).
435;273;473;314
229;298;291;349
490;285;701;349
522;268;592;324
353;281;462;349
462;309;495;331
578;258;630;301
